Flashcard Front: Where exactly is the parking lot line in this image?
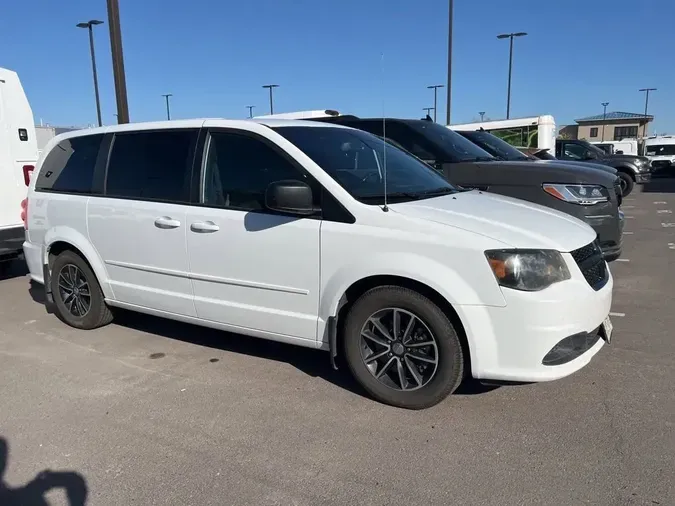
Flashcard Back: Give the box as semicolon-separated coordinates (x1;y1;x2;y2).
654;201;667;204
657;210;672;214
615;258;630;262
622;205;635;209
624;216;635;219
662;223;675;228
609;312;625;317
623;231;634;235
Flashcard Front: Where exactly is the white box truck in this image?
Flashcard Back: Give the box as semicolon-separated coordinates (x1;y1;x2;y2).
0;67;38;270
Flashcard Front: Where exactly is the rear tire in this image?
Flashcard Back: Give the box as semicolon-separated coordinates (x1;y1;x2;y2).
51;250;113;330
618;171;634;197
342;286;464;409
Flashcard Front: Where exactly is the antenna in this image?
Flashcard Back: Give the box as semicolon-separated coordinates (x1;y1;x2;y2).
381;52;388;212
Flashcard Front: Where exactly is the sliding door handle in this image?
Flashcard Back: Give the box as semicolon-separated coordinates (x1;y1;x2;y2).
154;216;181;229
190;221;220;233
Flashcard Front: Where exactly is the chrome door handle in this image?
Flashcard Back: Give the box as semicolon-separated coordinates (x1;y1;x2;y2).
190;221;220;233
154;216;181;229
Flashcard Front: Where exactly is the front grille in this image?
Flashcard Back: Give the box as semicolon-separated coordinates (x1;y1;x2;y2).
613;178;623;206
570;239;609;290
652;160;671;170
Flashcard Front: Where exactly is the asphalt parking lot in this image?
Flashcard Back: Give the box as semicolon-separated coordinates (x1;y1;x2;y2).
1;181;674;506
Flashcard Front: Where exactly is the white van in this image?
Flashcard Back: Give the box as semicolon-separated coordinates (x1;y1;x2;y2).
23;119;613;408
645;136;675;175
0;68;38;269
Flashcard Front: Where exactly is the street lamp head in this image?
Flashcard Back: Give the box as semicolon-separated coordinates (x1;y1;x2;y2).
513;32;527;37
427;84;445;89
601;102;609;107
262;84;279;89
76;22;89;28
497;32;527;39
77;20;104;28
639;88;657;92
89;20;104;25
496;34;510;39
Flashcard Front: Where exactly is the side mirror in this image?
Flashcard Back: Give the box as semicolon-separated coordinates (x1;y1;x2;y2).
585;151;598;160
265;180;314;215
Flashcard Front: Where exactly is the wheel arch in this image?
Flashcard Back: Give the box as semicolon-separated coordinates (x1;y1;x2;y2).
330;274;474;378
615;166;636;180
43;228;113;299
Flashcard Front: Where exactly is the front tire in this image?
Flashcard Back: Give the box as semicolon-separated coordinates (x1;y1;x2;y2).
618;171;634;197
342;286;464;409
51;250;113;330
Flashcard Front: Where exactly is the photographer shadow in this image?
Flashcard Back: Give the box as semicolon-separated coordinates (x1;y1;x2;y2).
0;437;88;506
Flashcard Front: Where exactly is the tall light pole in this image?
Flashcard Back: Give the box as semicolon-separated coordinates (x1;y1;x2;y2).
423;107;434;119
497;32;527;119
161;94;172;120
479;111;486;122
262;84;279;114
106;0;129;123
76;20;104;127
246;105;255;118
638;88;656;139
446;0;454;125
427;84;444;123
601;102;609;141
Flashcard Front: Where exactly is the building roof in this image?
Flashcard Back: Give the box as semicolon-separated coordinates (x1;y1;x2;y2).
575;111;654;123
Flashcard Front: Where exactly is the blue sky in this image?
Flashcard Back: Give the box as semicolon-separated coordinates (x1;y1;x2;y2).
1;0;673;133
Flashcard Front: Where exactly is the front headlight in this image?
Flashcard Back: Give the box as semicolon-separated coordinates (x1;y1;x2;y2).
485;250;571;291
543;183;609;205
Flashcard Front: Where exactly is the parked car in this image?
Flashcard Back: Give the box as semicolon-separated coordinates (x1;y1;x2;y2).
645;135;675;178
24;119;613;409
308;115;623;261
455;129;620;182
0;67;38;272
556;139;651;196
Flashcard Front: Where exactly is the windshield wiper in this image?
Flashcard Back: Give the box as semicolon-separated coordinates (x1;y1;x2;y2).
358;192;423;202
413;187;457;197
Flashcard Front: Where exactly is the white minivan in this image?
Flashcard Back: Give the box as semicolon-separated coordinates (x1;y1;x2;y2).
0;67;38;270
23;119;613;408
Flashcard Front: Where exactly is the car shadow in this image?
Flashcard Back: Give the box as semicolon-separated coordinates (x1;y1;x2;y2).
28;282;498;402
0;436;88;505
0;259;28;282
641;176;675;193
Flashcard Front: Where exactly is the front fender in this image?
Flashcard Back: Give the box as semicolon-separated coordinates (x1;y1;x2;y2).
43;226;114;299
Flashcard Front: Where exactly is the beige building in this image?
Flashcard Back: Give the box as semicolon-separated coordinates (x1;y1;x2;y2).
559;111;653;142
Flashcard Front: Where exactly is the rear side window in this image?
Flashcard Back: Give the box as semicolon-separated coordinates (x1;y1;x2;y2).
106;130;198;203
35;134;103;193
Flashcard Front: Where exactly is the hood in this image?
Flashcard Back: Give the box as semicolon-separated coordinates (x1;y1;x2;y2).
388;190;596;252
472;160;617;187
605;153;649;164
535;159;617;176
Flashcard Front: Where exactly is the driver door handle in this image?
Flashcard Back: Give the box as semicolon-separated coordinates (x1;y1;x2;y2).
190;221;220;233
154;216;181;229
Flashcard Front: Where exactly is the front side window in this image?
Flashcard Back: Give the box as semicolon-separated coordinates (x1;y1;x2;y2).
275;126;457;204
36;134;103;193
590;127;599;138
203;131;315;211
105;130;198;203
562;142;589;160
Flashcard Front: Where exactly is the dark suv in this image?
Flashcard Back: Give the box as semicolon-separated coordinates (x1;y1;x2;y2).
555;139;651;196
311;116;624;261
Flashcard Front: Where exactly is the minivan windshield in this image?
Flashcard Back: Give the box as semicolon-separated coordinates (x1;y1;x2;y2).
456;130;530;161
275;126;458;204
406;121;496;162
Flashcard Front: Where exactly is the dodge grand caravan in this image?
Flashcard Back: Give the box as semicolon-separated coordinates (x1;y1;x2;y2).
23;119;613;409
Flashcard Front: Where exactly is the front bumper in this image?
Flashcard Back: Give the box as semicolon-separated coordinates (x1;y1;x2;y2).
636;171;652;184
583;209;624;262
457;260;612;383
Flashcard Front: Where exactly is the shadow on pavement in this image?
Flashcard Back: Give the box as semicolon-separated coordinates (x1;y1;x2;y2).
27;282;498;402
0;259;28;282
0;437;88;506
641;177;675;193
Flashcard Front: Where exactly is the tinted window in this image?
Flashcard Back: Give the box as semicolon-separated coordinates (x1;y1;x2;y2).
203;131;315;211
106;130;197;203
405;122;494;162
562;142;588;160
457;130;529;161
36;134;103;193
614;126;638;141
590;127;599;138
275;126;457;205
